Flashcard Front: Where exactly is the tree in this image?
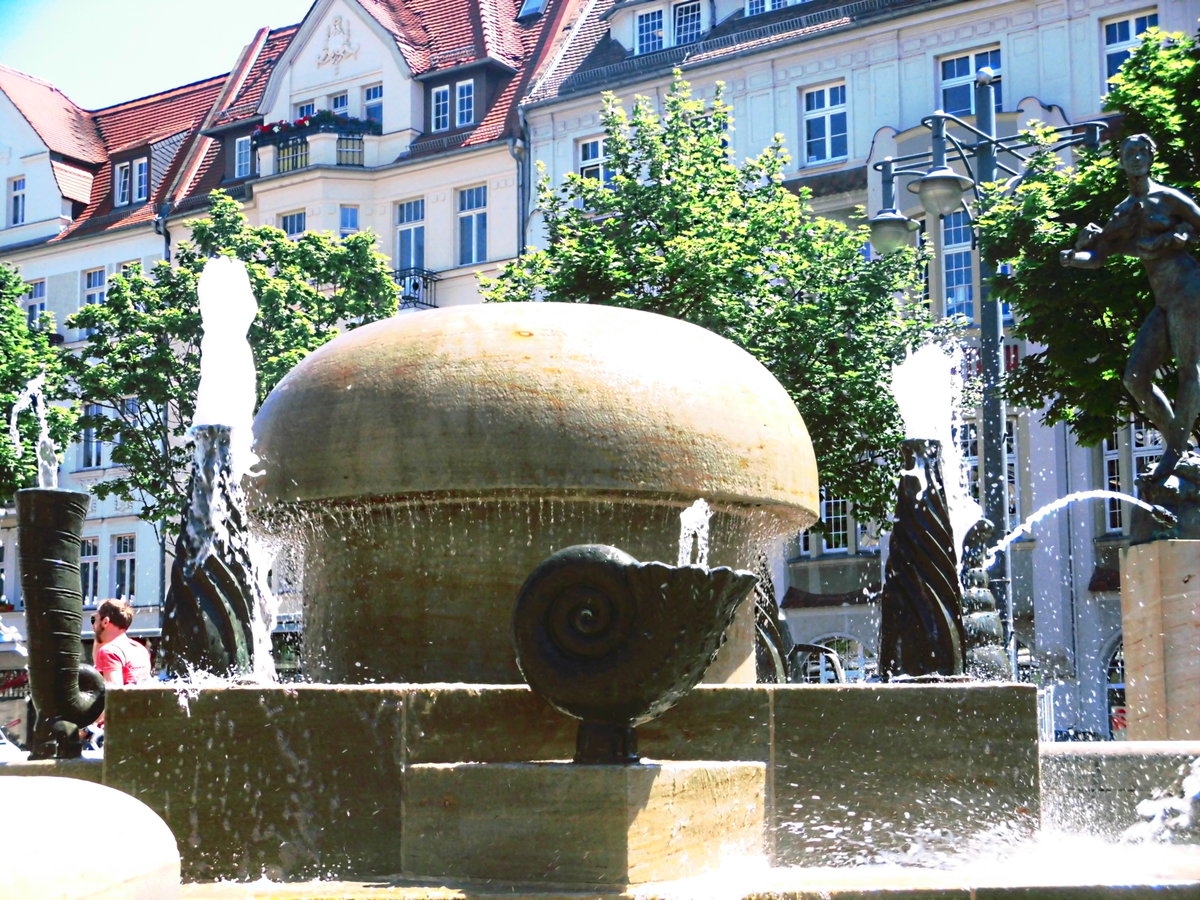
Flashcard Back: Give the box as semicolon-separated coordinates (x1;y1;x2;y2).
482;76;942;523
64;190;398;535
977;26;1199;446
0;262;75;504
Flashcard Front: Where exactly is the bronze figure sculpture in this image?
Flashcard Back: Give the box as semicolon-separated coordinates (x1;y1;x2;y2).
1061;134;1200;486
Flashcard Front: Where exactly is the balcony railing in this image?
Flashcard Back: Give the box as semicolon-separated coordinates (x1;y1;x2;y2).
276;135;309;173
393;268;440;310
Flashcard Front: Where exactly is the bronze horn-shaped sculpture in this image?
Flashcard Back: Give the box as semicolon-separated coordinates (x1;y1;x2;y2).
17;488;105;759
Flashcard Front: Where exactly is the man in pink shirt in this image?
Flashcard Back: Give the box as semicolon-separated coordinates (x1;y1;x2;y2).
92;598;152;687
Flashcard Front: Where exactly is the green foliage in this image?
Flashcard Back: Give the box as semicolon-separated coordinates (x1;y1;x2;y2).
64;190;398;534
482;76;941;522
0;262;75;503
977;27;1199;446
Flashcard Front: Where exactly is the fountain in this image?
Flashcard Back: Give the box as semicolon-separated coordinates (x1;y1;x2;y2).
6;292;1200;895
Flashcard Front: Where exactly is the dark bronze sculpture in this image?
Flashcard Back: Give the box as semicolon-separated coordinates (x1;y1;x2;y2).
512;543;757;764
959;518;1011;681
162;425;257;676
1061;134;1200;488
877;439;967;679
17;488;105;759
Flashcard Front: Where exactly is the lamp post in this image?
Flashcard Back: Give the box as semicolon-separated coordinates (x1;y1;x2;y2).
869;69;1103;677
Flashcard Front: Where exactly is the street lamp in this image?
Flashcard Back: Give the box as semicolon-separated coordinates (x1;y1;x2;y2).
869;68;1103;677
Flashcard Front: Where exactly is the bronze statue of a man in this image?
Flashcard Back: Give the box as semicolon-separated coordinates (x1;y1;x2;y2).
1061;134;1200;484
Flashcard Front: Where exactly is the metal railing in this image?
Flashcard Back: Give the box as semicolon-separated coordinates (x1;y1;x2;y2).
276;136;309;174
393;267;440;310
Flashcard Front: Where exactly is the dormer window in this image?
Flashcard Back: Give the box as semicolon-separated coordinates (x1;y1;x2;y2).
636;10;664;54
114;158;148;206
456;81;474;128
432;85;451;132
234;136;253;179
674;2;701;44
747;0;788;15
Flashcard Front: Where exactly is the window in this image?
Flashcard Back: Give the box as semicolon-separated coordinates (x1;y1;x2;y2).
432;85;450;132
339;205;359;238
820;490;849;553
1105;13;1158;88
295;100;316;119
796;636;876;684
959;417;1020;529
457;185;487;266
1103;431;1124;531
364;84;383;123
280;211;306;238
234;136;253;178
1107;643;1127;739
802;83;847;165
636;10;664;54
942;210;973;321
83;267;106;308
396;199;426;269
24;279;45;329
115;162;131;206
578;138;611;184
456;81;474;128
9;176;25;226
940;48;1002;117
134;158;148;202
113;534;136;601
330;92;348;114
80;538;99;608
747;0;787;15
517;0;547;18
81;403;103;469
673;1;702;45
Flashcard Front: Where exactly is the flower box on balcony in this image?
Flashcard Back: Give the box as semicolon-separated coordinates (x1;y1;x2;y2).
252;109;382;148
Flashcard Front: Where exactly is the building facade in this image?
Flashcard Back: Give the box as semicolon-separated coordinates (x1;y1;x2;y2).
1;0;1194;740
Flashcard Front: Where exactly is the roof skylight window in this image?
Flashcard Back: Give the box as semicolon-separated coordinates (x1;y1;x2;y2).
517;0;547;19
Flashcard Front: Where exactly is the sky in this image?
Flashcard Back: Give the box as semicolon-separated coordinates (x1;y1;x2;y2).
0;0;315;109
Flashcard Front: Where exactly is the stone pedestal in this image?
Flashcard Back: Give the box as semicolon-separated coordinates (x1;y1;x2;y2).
1120;540;1200;740
403;761;765;887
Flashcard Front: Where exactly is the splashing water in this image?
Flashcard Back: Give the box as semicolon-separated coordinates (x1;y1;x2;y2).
0;622;27;658
890;344;980;560
678;498;712;566
984;489;1176;568
8;373;58;489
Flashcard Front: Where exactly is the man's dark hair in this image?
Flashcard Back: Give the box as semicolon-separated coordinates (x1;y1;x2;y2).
97;598;135;631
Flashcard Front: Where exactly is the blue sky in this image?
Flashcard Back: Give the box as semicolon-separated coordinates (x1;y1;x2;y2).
0;0;314;109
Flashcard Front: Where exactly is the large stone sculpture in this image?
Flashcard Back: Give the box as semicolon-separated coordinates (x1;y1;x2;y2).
1061;134;1200;529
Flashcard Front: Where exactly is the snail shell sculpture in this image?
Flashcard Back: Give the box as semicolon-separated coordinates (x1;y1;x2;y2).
512;543;758;764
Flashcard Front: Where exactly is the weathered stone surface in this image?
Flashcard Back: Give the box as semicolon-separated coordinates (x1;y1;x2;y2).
403;761;765;886
1121;541;1200;740
772;682;1040;865
104;685;406;881
251;303;819;685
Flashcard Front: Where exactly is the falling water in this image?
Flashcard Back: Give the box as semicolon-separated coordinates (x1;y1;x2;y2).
188;256;276;681
890;344;980;560
983;488;1176;568
678;498;712;566
8;373;57;489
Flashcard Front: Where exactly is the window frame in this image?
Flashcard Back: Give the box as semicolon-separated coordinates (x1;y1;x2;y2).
1103;12;1159;92
746;0;787;15
9;176;25;226
24;279;45;329
363;84;383;124
432;85;451;132
578;137;612;184
294;100;316;119
801;82;848;166
396;199;426;270
339;205;359;239
942;209;974;322
330;91;349;114
81;402;103;469
134;158;149;202
673;1;702;45
80;537;100;608
939;47;1002;117
112;534;136;602
234;135;253;179
457;185;488;267
635;9;664;55
115;162;131;206
280;211;306;238
456;80;475;128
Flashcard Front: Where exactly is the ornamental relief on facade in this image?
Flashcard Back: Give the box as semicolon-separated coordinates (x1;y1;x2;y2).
317;16;359;73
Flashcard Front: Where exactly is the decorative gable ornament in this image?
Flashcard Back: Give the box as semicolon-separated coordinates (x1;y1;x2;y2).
317;16;359;72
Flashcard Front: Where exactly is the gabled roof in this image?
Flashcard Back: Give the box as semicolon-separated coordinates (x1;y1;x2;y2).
0;64;105;164
209;25;301;130
94;75;227;156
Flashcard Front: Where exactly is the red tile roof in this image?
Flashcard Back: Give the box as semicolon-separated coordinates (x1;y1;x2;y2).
0;64;106;163
93;75;226;156
210;26;301;129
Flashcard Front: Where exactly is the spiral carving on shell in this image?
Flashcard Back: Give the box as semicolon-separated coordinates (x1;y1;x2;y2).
512;544;758;728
